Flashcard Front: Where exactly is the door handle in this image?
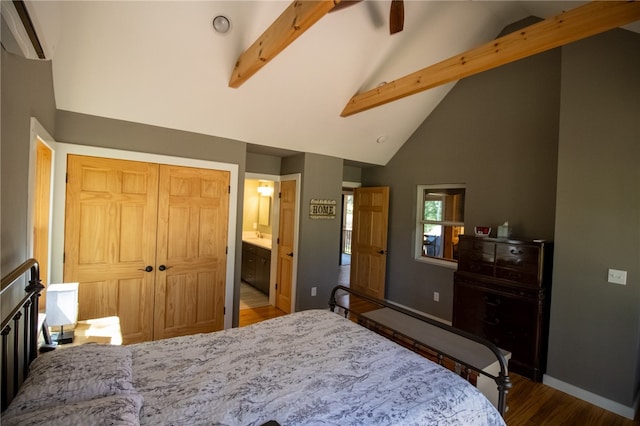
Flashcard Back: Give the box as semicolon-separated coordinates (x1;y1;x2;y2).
286;252;294;257
158;265;173;271
377;250;386;255
138;266;153;272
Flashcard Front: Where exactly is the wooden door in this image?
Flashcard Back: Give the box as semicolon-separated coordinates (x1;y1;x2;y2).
276;179;296;313
64;155;159;344
350;186;389;300
153;165;229;340
33;140;53;308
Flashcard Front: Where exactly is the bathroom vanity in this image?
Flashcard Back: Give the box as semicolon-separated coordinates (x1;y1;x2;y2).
241;238;271;294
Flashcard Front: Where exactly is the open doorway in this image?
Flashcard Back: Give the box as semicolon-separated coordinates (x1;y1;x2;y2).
339;188;354;286
241;178;274;310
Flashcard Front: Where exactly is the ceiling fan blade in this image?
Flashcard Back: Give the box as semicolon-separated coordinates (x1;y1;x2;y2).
389;0;404;34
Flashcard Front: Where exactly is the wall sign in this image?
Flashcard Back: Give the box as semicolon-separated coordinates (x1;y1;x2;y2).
309;199;336;219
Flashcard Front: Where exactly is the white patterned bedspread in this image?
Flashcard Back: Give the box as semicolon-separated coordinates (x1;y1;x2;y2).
131;309;505;426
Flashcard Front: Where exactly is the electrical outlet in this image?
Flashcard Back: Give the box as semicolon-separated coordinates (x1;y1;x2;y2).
608;269;627;285
311;286;317;296
433;291;439;302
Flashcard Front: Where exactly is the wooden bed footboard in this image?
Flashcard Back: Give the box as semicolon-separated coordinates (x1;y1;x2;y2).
1;259;44;412
329;285;511;416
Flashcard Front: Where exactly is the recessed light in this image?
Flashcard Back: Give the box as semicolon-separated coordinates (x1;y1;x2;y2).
212;15;231;34
376;136;387;144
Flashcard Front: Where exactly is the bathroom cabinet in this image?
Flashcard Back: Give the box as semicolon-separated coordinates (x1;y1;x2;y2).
242;242;271;294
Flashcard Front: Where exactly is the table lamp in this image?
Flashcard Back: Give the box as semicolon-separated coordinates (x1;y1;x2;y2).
46;283;79;344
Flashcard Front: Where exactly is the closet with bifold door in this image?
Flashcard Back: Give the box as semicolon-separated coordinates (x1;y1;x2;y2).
63;154;229;344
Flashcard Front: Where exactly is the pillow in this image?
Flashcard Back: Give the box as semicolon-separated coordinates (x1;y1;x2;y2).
3;343;135;418
1;392;143;426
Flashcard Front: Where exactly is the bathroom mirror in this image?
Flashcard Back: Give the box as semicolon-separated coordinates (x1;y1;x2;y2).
258;195;271;226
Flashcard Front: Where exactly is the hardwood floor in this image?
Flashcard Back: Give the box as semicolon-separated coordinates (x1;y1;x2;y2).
239;304;286;327
505;373;638;425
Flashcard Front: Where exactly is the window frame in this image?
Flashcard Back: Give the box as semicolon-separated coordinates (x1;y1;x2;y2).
414;183;466;269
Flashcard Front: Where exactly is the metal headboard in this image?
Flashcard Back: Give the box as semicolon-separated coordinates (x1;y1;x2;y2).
1;259;44;411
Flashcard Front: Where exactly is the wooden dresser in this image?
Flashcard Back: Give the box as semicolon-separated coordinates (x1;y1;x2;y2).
453;235;553;381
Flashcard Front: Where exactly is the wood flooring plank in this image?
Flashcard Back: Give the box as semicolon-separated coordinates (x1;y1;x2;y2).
239;305;286;327
505;373;638;426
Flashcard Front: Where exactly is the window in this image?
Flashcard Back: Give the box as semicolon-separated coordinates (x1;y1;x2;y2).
416;184;465;267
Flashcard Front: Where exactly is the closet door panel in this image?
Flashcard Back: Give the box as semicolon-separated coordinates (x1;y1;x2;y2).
154;165;229;340
64;155;159;344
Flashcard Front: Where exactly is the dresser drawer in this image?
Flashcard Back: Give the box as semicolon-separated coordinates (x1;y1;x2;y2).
495;244;539;267
457;238;494;276
495;244;540;284
459;237;495;254
495;267;539;285
458;258;494;275
483;325;535;366
480;291;537;330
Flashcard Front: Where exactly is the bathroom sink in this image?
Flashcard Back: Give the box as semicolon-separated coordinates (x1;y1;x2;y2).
243;237;272;250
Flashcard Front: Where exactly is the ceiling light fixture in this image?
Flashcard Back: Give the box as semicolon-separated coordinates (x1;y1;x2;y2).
257;183;274;197
376;136;387;144
212;15;231;33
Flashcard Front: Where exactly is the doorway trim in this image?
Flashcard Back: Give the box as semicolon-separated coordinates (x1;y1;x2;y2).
50;143;239;329
27;118;56;286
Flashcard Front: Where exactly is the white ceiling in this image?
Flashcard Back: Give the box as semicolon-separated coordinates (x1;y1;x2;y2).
23;1;640;165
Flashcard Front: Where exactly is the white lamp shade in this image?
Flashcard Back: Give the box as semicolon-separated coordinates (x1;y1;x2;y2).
46;283;79;327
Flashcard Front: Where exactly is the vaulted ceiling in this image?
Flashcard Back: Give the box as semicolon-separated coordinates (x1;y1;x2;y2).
21;1;640;165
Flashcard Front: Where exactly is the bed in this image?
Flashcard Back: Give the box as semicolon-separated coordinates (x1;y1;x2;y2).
2;260;509;425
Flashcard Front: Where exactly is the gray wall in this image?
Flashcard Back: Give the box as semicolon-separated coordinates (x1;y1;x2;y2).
548;29;640;407
54;110;248;327
246;152;281;175
364;26;640;410
1;50;56;275
363;47;560;320
56;111;246;165
343;165;362;183
282;154;343;310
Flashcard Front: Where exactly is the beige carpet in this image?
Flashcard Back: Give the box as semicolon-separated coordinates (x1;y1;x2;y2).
240;282;269;310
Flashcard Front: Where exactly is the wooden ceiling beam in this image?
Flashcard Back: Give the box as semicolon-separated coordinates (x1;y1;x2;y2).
229;0;340;88
341;1;640;117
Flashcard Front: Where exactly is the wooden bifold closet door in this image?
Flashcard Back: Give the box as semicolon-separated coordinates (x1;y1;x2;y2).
64;155;229;344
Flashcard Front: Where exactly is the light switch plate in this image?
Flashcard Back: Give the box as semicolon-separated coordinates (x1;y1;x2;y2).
608;269;627;285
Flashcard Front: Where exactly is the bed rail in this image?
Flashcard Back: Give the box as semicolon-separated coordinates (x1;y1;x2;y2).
329;285;511;416
1;259;44;411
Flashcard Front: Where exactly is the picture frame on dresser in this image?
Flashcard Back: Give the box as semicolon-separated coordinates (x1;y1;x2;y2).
452;234;553;381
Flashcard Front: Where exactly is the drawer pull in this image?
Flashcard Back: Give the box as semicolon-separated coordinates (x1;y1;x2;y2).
483;296;501;307
484;317;500;326
510;248;524;255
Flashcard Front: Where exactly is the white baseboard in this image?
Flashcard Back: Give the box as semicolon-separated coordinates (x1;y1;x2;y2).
543;375;637;420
